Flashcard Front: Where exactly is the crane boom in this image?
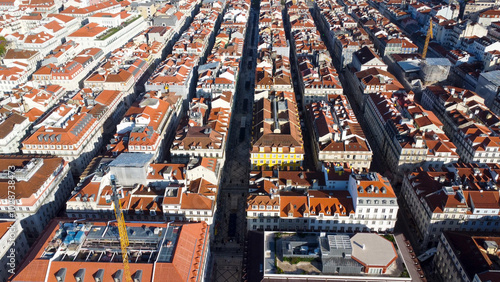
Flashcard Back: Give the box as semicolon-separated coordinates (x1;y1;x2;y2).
111;175;132;282
422;18;433;59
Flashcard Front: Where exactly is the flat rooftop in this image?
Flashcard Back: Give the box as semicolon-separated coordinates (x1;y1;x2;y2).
264;232;410;280
480;70;500;84
11;219;210;282
109;152;154;167
41;221;180;264
397;60;420;73
424;57;453;66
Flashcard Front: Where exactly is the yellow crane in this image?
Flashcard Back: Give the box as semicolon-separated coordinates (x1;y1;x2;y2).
422;18;433;59
111;175;132;282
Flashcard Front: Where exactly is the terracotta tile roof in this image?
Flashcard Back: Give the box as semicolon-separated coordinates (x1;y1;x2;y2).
24;32;54;44
0;221;13;240
47;13;76;23
22;105;99;148
407;164;500;213
3;49;39;60
0;112;27;139
0;157;66;202
24;108;44;122
280;192;308;217
43;20;64;33
180;191;213;210
61;0;123;16
146;164;185;180
307;97;370;153
94;90;121;106
251;92;304;153
443;232;500;280
69;22;107;37
250;170;326;189
172;125;224;150
247;194;279;210
354;172;396;199
308;190;353;216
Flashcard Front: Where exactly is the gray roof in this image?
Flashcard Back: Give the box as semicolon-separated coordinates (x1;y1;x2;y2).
424;58;453;66
351;233;397;267
480;70;500;84
398;60;420;72
323;257;362;267
109;153;154;167
198;62;220;72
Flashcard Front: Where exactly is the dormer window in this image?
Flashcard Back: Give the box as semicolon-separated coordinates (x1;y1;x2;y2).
288;212;293;217
260;205;265;210
252;205;258;209
267;205;272;210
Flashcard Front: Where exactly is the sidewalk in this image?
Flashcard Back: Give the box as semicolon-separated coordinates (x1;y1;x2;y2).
394;232;425;282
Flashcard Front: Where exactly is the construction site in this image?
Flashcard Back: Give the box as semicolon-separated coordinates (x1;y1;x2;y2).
10;220;210;282
41;222;179;264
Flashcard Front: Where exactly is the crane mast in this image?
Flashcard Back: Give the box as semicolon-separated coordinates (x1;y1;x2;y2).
422;18;433;59
111;175;132;282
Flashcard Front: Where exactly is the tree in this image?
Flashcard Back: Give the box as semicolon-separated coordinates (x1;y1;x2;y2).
0;36;8;57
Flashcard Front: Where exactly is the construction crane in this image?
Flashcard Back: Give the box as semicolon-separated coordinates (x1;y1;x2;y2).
422;18;433;59
111;175;133;282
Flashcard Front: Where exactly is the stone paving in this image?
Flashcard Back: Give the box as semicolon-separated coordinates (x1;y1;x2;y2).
210;4;259;282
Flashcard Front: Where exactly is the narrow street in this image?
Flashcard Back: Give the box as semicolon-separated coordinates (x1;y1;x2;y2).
210;2;260;281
